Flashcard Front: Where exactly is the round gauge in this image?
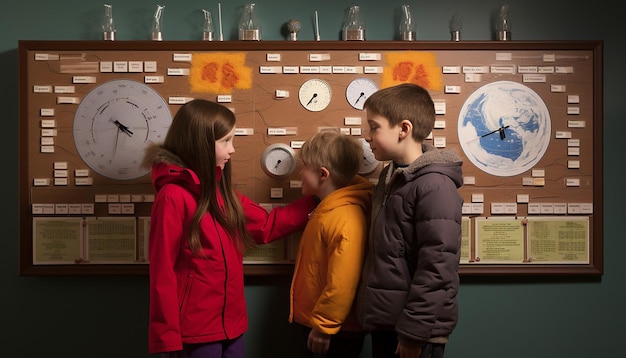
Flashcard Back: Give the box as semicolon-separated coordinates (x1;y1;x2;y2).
346;78;378;110
298;78;332;112
260;143;297;178
73;79;172;180
358;138;380;175
457;81;551;177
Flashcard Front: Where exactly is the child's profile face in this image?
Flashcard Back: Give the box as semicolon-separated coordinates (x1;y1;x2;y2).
299;162;322;197
215;126;236;169
364;113;398;162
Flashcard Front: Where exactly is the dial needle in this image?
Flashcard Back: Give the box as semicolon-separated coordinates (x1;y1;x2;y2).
274;160;282;170
113;120;134;137
307;93;318;106
354;92;365;105
481;125;509;140
114;128;120;155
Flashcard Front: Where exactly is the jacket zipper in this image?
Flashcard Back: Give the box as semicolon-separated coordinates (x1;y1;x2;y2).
213;217;229;336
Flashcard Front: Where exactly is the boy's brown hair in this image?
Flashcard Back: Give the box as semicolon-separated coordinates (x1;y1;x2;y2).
364;83;436;141
300;130;362;188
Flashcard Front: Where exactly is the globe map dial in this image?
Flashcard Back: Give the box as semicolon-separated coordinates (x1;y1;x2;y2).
457;81;551;177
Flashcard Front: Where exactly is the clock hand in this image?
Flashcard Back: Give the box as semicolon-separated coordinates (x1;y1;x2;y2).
306;93;318;106
464;125;511;145
480;125;510;140
354;92;365;105
113;119;134;137
114;126;120;155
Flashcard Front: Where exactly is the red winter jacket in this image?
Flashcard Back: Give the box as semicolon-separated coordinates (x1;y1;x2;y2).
148;161;316;354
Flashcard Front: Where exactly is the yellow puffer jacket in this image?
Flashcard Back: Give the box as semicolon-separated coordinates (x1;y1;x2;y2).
289;175;373;335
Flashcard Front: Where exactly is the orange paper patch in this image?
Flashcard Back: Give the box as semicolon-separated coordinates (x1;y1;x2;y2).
381;52;442;92
190;52;252;94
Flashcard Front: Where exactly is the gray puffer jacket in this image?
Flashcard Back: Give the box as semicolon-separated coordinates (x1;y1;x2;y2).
356;143;463;345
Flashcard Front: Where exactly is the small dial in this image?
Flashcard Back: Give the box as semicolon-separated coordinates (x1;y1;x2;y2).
260;143;297;178
358;138;380;175
298;78;332;112
346;78;378;110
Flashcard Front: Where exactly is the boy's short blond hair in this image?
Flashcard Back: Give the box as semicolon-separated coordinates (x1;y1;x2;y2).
300;130;362;188
364;83;435;141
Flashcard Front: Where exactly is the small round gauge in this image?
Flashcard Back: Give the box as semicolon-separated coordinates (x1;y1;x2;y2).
298;78;332;112
73;79;172;180
346;78;378;110
358;138;380;175
260;143;297;178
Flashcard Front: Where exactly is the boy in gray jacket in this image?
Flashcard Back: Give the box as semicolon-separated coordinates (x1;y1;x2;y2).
356;83;464;358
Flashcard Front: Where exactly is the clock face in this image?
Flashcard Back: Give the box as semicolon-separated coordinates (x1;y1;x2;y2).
260;143;297;178
358;138;380;175
73;79;172;180
346;78;378;110
457;81;551;177
298;78;332;112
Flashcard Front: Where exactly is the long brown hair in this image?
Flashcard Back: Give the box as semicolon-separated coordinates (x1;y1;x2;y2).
163;99;253;255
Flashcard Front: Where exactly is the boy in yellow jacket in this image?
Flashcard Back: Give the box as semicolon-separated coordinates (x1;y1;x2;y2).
289;130;374;358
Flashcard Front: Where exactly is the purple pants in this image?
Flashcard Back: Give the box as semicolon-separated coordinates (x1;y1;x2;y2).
162;335;245;358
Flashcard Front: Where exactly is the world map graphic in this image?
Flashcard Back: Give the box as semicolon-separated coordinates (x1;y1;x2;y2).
457;81;551;177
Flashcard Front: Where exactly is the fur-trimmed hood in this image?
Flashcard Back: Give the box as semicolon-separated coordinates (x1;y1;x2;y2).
142;143;221;196
142;143;186;169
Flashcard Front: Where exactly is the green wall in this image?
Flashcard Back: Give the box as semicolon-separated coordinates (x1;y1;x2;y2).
3;1;622;357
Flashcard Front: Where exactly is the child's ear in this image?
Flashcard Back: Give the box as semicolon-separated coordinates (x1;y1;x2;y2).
320;167;330;180
399;119;412;139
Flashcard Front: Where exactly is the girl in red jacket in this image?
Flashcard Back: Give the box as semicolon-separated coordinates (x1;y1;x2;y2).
142;99;316;357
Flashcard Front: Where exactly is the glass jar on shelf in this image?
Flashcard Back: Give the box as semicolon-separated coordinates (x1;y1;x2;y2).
342;5;365;41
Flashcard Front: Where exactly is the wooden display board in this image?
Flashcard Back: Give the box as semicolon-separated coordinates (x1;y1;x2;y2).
18;40;603;276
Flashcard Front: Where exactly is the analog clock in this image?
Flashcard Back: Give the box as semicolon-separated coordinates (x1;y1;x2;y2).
298;78;332;112
73;79;172;181
358;138;380;175
260;143;297;178
457;81;551;177
346;78;378;110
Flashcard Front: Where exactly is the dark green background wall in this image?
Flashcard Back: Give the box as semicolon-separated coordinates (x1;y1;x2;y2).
3;1;622;357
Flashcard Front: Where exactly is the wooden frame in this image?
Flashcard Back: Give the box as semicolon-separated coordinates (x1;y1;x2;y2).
19;40;603;276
